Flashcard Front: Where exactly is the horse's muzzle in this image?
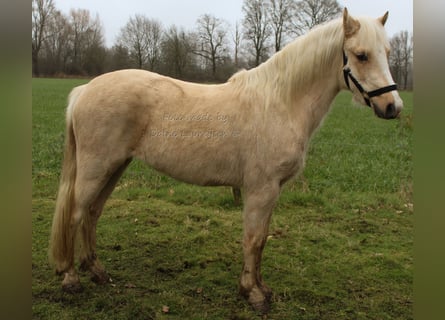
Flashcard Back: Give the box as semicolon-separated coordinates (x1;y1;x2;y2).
373;102;401;120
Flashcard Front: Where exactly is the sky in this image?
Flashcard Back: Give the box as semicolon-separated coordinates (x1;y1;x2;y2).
54;0;413;48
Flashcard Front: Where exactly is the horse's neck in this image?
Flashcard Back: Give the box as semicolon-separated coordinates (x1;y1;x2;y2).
229;20;344;137
292;79;340;138
269;22;344;136
264;43;342;137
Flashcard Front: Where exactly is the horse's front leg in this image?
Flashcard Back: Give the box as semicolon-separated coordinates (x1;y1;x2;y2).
239;182;280;313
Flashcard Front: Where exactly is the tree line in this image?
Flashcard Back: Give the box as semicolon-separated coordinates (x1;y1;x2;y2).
32;0;413;88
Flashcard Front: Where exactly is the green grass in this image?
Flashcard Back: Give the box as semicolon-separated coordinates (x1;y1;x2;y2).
32;78;413;319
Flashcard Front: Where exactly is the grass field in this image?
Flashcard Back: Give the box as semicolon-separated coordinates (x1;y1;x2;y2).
32;78;413;319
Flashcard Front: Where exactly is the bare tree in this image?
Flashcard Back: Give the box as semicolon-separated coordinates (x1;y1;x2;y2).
117;15;163;70
269;0;295;52
117;15;147;69
194;14;229;79
68;9;105;74
145;19;163;71
69;9;89;70
42;9;71;75
291;0;342;35
232;21;243;68
32;0;55;76
162;25;196;79
242;0;272;66
107;45;131;71
390;31;413;90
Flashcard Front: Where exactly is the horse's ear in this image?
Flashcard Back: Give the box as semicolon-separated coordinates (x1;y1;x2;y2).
343;8;361;38
378;11;389;26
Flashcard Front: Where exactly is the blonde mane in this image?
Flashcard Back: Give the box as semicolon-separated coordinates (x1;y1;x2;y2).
229;18;345;105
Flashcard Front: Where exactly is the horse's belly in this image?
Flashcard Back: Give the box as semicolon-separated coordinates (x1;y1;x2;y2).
133;135;242;187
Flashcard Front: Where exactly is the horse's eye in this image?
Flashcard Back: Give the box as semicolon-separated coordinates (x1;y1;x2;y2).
356;53;368;62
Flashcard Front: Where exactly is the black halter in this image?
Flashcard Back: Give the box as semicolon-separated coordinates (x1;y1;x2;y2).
342;51;398;107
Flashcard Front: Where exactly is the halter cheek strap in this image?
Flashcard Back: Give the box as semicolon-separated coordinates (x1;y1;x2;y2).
342;51;398;107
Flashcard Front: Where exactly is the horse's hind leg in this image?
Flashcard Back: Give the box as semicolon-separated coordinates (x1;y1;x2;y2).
239;182;280;313
79;159;132;284
60;158;129;292
60;175;106;292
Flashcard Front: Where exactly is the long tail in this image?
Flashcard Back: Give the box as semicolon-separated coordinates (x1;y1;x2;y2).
49;85;85;273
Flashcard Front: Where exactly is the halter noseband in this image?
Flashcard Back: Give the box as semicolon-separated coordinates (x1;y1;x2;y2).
342;51;398;107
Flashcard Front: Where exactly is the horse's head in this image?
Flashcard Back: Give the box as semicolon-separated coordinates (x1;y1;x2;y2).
342;8;403;119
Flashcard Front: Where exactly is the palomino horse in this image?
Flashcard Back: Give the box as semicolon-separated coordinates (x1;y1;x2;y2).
49;9;402;312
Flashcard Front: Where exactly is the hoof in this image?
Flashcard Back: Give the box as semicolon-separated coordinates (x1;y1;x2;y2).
250;299;271;314
61;271;82;293
261;284;273;301
62;282;83;294
90;270;111;285
241;286;272;314
80;257;110;285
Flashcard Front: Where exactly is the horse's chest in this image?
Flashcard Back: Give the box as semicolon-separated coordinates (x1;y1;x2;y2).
274;139;307;182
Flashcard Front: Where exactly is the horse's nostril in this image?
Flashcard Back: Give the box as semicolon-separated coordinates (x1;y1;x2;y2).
386;103;396;118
